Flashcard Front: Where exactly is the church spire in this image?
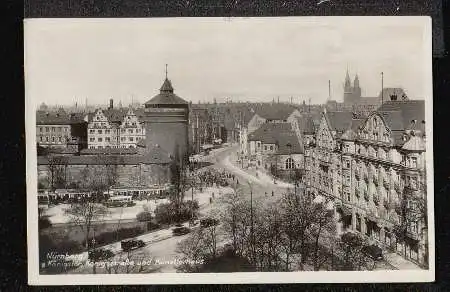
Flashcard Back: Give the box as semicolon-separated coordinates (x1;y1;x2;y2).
344;68;351;91
354;73;360;88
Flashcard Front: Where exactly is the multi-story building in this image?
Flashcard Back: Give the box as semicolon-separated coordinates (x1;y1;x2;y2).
87;100;145;149
247;122;304;179
306;96;427;266
239;103;302;157
36;109;88;150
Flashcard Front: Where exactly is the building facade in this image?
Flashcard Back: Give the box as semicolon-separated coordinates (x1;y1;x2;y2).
36;109;88;150
144;77;189;160
247;122;304;179
87;101;145;149
306;98;427;266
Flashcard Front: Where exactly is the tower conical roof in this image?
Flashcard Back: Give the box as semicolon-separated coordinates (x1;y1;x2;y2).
145;78;188;106
160;78;174;93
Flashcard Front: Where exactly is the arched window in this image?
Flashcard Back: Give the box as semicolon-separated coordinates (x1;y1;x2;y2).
285;158;295;169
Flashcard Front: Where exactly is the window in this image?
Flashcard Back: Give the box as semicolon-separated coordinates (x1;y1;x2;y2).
46;137;49;142
136;129;141;133
121;129;125;133
132;122;136;126
45;127;49;132
356;215;361;232
264;145;267;151
98;130;102;134
52;136;55;142
121;137;125;141
106;137;110;142
411;157;417;168
345;160;350;169
58;127;61;132
129;129;134;134
39;127;43;132
285;158;295;169
90;138;95;142
105;129;110;134
98;137;102;142
345;191;351;202
410;221;418;234
90;129;94;134
270;145;273;151
58;137;62;142
40;136;43;142
129;137;134;142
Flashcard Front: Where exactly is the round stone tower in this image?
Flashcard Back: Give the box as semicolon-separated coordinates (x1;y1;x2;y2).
144;76;189;160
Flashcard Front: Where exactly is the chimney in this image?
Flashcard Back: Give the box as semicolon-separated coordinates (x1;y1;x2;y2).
109;99;114;109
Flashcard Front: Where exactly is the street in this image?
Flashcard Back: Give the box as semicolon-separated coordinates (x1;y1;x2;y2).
63;144;408;273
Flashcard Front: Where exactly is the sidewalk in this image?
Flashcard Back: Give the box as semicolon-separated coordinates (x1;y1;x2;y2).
383;252;422;270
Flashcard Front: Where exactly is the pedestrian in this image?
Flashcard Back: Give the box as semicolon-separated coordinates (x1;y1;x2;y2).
272;190;274;197
212;192;215;198
210;197;212;204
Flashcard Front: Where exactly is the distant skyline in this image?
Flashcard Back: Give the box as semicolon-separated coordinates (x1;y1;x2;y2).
25;17;430;107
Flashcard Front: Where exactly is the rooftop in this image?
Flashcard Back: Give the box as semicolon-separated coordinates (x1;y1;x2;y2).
253;103;297;121
36;110;87;125
145;78;188;106
248;123;303;154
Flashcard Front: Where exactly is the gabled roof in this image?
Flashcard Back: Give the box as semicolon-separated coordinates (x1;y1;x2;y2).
295;114;317;135
145;78;188;106
248;122;303;154
253;103;297;121
324;111;353;133
103;108;128;123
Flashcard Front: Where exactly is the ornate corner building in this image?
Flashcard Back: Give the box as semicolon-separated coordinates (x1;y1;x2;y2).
305;96;427;266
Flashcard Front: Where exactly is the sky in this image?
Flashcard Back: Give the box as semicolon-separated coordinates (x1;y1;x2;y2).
25;17;431;107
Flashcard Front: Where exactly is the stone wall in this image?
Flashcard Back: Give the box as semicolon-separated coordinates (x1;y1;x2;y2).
38;162;171;189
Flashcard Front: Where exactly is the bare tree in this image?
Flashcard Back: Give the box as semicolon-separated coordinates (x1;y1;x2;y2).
47;156;68;190
310;202;336;271
279;189;317;270
65;202;109;250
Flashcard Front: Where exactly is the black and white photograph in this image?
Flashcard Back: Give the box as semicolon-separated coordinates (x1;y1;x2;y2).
25;16;434;284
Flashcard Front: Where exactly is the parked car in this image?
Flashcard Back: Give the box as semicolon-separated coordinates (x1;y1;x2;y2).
172;227;191;236
200;218;219;228
88;248;114;261
362;244;383;261
175;223;183;227
121;239;145;252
